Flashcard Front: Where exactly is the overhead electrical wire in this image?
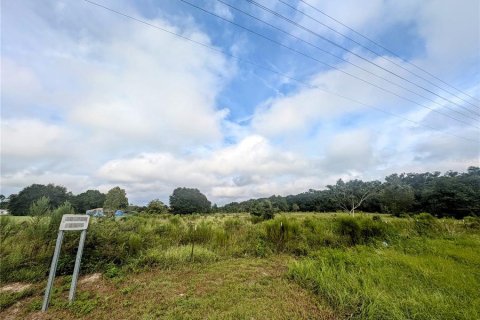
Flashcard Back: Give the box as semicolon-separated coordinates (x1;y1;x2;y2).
215;0;480;120
83;0;479;143
177;0;479;128
294;0;480;105
247;0;480;116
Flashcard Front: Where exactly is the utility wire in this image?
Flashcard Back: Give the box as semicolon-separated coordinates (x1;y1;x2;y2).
295;0;480;105
216;0;480;120
82;0;479;143
248;0;480;115
178;0;479;128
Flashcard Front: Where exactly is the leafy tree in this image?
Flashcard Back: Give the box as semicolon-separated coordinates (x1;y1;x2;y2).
0;194;6;209
8;184;72;216
29;196;51;227
269;195;289;212
250;199;275;220
422;174;478;218
169;187;211;214
48;201;75;237
104;187;129;210
146;199;168;214
327;179;381;216
381;175;415;215
74;190;106;213
291;203;300;212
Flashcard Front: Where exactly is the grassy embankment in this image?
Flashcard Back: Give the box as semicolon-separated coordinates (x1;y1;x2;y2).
0;213;479;319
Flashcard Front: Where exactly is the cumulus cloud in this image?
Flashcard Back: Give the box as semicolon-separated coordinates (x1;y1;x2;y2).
1;0;235;196
96;135;317;203
1;0;478;204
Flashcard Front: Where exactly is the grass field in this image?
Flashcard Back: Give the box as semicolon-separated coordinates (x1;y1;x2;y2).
1;213;479;319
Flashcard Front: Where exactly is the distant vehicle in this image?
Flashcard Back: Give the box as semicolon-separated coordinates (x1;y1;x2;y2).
86;208;105;217
114;210;124;217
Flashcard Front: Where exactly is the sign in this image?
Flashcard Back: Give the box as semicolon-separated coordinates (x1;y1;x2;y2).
60;214;90;231
42;214;90;312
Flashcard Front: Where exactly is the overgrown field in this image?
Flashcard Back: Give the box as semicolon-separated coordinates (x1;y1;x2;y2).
1;213;479;319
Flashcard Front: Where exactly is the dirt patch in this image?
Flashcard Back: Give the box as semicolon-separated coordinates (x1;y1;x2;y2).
79;273;101;285
0;257;336;319
0;283;31;293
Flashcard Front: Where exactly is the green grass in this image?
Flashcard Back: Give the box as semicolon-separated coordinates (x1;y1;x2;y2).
0;287;34;311
2;257;329;319
288;235;480;319
0;213;479;319
1;215;36;223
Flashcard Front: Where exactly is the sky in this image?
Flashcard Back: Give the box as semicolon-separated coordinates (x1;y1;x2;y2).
1;0;479;205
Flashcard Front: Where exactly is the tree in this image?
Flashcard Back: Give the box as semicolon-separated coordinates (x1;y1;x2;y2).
327;179;381;216
146;199;168;214
29;196;51;227
250;199;275;220
73;190;106;213
381;176;415;215
8;184;72;216
104;187;128;210
421;175;478;218
269;195;289;212
0;194;6;209
169;187;211;214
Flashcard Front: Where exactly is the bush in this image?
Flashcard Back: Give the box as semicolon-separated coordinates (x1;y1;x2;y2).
336;216;390;245
263;216;306;254
250;200;276;221
413;212;440;235
48;201;75;238
463;216;480;229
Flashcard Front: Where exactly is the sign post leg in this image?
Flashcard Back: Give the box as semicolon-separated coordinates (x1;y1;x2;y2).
69;230;87;303
42;230;64;312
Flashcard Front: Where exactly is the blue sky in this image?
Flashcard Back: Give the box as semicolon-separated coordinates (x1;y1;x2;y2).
1;0;479;205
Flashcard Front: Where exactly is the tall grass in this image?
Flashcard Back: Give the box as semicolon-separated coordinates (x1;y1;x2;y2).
1;212;479;319
288;238;480;319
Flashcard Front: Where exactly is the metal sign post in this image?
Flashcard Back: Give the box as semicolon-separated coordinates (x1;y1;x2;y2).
42;214;90;312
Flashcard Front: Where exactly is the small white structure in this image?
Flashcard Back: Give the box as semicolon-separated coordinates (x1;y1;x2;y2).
0;209;9;215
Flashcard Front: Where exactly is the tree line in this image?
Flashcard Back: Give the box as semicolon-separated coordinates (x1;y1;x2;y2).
3;185;211;216
220;167;480;218
2;167;479;218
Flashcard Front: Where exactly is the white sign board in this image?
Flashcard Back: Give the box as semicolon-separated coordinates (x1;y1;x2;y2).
59;214;90;231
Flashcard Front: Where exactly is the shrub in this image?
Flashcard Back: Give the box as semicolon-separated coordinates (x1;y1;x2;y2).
463;216;480;230
413;212;440;235
250;200;276;221
48;201;75;238
336;216;390;245
263;216;305;254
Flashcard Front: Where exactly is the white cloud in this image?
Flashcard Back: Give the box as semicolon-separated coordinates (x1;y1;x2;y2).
212;1;234;20
414;0;480;75
1;119;67;158
96;135;316;203
1;0;478;205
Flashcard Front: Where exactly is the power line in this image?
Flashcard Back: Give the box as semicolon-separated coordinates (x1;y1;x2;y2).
178;0;479;128
295;0;480;105
82;0;479;143
247;0;480;116
215;0;480;120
